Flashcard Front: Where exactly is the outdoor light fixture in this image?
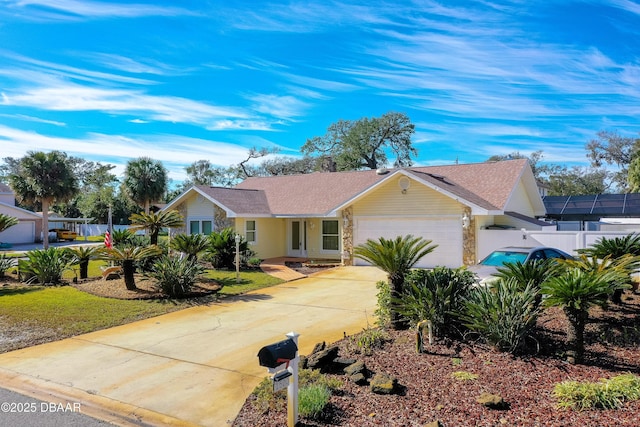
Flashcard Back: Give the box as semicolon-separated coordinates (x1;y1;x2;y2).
343;217;349;227
521;228;527;240
235;233;241;283
462;213;470;229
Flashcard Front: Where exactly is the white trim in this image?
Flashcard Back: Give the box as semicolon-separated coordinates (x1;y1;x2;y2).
187;217;214;235
320;219;340;255
245;219;257;243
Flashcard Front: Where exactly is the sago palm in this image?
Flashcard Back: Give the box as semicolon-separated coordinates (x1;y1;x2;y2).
354;235;437;330
541;268;622;364
0;213;18;234
99;246;162;290
170;233;209;262
129;210;184;245
65;245;101;279
494;259;562;308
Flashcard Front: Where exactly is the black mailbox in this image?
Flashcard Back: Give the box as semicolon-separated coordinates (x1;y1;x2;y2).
257;338;298;368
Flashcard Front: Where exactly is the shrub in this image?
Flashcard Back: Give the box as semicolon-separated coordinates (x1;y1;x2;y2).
398;267;475;338
554;373;640;410
251;369;341;414
207;228;254;270
351;327;389;355
462;278;540;353
0;254;16;278
374;280;392;327
299;384;331;419
170;233;209;262
147;255;204;298
20;248;73;284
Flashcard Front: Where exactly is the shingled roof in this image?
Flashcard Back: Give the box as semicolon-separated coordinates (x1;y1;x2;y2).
234;159;530;216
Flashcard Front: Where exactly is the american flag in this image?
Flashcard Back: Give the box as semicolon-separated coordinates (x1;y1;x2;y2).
104;205;113;249
104;230;113;249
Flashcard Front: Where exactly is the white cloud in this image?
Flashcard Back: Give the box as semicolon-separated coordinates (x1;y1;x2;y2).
10;0;199;20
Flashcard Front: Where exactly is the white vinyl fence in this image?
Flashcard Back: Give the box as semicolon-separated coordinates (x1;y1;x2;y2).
477;229;637;262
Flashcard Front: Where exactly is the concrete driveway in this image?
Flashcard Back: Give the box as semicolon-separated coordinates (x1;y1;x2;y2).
0;266;386;426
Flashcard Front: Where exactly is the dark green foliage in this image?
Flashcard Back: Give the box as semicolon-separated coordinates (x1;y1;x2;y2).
0;213;18;234
99;246;162;290
541;268;622;364
111;228;134;246
494;259;562;308
129;210;184;245
0;254;16;278
64;245;100;279
462;278;540;353
577;233;640;303
207;228;254;270
20;248;74;284
354;235;437;330
398;267;475;338
170;233;209;262
374;280;391;327
147;255;204;298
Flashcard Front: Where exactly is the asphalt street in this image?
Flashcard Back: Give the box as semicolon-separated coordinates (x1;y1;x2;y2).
0;387;113;427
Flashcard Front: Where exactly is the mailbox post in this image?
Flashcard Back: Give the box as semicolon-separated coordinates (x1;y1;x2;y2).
257;331;300;427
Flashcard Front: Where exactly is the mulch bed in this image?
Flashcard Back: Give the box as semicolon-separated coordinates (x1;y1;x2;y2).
233;292;640;426
71;275;222;300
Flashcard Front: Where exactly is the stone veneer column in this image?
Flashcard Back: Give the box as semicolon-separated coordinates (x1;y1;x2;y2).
462;207;476;266
341;207;354;266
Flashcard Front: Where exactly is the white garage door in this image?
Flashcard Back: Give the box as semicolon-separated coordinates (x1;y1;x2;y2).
0;221;35;244
354;217;462;268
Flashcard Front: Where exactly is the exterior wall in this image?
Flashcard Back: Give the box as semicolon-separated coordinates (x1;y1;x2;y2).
341;207;353;265
462;207;476;265
504;181;536;216
352;175;464;216
236;217;286;260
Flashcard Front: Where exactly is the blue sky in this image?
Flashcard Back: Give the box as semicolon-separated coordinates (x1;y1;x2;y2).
1;1;640;184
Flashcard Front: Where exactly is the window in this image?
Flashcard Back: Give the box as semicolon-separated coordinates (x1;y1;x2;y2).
245;220;256;243
189;220;212;235
322;220;339;251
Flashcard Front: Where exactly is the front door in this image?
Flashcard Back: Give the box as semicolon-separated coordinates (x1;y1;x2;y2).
290;220;307;257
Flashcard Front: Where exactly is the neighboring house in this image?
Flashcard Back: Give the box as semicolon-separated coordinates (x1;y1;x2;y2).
163;159;547;268
0;183;41;244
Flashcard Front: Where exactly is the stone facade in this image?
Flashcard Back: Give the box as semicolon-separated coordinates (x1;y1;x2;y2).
341;207;353;266
462;207;476;265
214;205;233;230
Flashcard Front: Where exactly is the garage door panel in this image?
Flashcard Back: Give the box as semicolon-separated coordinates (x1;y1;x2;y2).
0;221;35;244
354;218;462;268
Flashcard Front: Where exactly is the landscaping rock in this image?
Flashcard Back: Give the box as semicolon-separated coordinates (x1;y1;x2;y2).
310;341;326;354
333;356;357;368
424;421;444;427
370;373;398;395
306;345;339;371
476;392;509;410
350;372;368;385
344;360;366;376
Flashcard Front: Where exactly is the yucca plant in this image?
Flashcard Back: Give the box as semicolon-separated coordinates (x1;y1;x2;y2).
354;235;437;330
146;255;204;298
541;268;623;364
99;246;162;290
170;233;209;262
0;254;16;278
20;248;74;285
129;210;184;245
462;278;540;353
65;245;101;279
398;267;474;338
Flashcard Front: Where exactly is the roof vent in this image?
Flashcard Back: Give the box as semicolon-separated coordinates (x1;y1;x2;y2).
376;168;389;175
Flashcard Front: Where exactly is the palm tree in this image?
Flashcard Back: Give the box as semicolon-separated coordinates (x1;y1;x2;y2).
578;233;640;303
0;213;18;233
541;268;624;364
99;246;162;290
123;157;168;214
65;245;101;279
170;233;210;262
129;210;184;246
8;151;79;249
354;235;437;330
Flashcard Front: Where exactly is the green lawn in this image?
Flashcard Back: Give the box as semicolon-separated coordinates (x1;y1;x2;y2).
0;265;283;353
